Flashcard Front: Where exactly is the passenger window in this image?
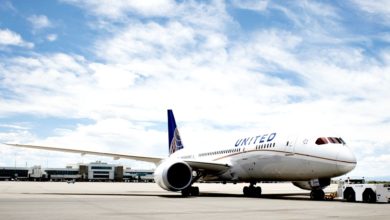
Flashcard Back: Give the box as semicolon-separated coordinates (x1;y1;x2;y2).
315;137;328;145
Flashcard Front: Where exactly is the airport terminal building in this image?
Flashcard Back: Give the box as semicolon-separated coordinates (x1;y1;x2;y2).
0;161;154;182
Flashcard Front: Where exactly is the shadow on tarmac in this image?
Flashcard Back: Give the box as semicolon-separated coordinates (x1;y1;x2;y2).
22;191;315;201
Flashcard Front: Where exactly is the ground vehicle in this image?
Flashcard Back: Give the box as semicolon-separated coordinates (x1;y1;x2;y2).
337;178;390;203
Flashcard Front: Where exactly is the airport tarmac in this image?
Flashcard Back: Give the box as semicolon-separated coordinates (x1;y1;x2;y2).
0;182;388;220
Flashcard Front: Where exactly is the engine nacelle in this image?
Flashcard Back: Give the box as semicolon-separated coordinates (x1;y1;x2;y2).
292;178;331;190
154;159;193;191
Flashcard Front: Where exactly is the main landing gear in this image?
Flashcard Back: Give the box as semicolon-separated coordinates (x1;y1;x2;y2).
181;171;202;197
243;182;262;197
181;186;200;197
310;189;325;200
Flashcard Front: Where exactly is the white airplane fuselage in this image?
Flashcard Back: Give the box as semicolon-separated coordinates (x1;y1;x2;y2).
170;133;356;182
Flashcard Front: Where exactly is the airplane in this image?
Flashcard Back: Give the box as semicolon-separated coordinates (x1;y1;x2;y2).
4;109;357;199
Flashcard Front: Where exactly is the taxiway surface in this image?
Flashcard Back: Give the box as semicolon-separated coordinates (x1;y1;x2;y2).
0;182;388;220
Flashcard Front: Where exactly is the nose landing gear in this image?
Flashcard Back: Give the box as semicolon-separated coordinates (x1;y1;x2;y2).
310;189;325;200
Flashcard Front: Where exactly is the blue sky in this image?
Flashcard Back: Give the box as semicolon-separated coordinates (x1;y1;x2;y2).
0;0;390;179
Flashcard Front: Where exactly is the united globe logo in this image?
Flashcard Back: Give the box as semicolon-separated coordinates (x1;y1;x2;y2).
169;128;183;154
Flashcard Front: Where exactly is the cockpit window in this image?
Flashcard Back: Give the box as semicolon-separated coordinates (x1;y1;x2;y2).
316;137;346;145
338;138;346;145
315;137;328;145
328;137;338;144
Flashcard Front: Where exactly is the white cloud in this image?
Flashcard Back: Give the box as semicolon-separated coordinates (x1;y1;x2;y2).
0;28;34;48
299;0;339;18
352;154;390;178
46;34;57;42
62;0;176;19
0;1;16;12
231;0;269;12
351;0;390;23
95;21;197;63
270;1;342;46
62;0;233;33
28;14;52;30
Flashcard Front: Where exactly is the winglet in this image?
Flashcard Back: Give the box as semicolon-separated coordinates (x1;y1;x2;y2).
168;110;184;155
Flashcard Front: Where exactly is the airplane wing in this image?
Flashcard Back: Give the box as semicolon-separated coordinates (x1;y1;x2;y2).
185;160;231;173
3;143;163;165
3;143;230;174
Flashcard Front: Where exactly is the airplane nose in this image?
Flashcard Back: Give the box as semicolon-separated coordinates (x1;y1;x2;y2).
337;146;357;174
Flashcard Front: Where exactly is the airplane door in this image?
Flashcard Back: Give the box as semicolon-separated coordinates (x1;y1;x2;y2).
285;136;297;156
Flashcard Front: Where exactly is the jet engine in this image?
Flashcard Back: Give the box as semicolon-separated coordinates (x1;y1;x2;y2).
154;159;193;191
292;178;331;190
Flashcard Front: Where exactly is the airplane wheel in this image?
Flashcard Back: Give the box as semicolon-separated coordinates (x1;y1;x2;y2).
310;189;325;200
190;186;200;196
243;186;261;197
243;186;249;196
255;186;262;197
181;188;191;197
181;187;199;197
